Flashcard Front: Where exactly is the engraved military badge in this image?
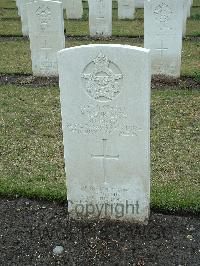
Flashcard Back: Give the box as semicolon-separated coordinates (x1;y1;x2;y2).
82;53;123;102
153;3;172;23
36;6;51;31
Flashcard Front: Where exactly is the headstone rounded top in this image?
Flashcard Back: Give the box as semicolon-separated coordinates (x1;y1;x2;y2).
58;44;150;55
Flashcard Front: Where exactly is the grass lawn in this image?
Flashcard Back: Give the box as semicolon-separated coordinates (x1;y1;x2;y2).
0;86;199;212
0;0;199;214
0;0;16;9
0;38;199;79
0;85;66;201
151;90;200;212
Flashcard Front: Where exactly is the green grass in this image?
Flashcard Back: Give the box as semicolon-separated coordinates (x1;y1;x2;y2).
0;0;16;9
0;86;199;211
181;39;200;77
0;39;199;78
0;39;31;74
0;8;19;19
151;90;200;212
0;85;66;201
193;0;200;7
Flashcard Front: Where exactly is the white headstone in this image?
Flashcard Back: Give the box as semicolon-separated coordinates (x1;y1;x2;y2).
27;0;65;76
20;0;34;36
135;0;144;8
144;0;184;77
118;0;135;20
58;44;151;223
88;0;112;37
63;0;83;19
16;0;21;16
182;0;190;37
187;0;192;17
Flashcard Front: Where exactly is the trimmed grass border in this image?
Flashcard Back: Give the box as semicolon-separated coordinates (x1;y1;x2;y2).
0;38;199;78
0;86;199;212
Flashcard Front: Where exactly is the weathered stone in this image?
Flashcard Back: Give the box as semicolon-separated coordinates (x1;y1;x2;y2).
27;0;65;76
63;0;83;19
144;0;184;77
118;0;135;20
20;0;34;36
135;0;144;9
58;44;151;223
88;0;112;37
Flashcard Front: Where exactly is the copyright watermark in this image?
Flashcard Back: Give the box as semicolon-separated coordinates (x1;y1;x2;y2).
68;200;140;218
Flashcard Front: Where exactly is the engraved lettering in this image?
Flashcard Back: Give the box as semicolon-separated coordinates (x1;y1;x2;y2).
66;104;142;136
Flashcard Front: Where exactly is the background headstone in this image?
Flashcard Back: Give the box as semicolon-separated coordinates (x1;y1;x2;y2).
88;0;112;37
187;0;192;18
118;0;135;20
63;0;83;19
58;44;151;223
144;0;184;77
20;0;34;36
27;0;65;76
182;0;191;37
135;0;144;8
16;0;21;16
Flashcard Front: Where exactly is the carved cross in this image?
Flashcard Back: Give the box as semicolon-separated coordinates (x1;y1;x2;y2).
91;139;119;184
155;40;168;60
96;0;104;18
41;39;52;59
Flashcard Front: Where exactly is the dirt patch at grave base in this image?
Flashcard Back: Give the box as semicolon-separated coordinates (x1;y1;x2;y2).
0;197;199;266
151;75;200;90
0;73;200;90
0;35;200;42
0;74;59;88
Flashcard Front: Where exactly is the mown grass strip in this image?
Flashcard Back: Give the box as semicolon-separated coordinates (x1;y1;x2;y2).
0;86;199;211
0;39;199;78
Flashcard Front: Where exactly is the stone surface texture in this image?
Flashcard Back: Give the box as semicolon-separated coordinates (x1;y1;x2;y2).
16;0;21;16
88;0;112;37
27;0;65;76
20;0;34;36
58;44;151;223
135;0;144;8
118;0;135;20
63;0;83;19
144;0;184;77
